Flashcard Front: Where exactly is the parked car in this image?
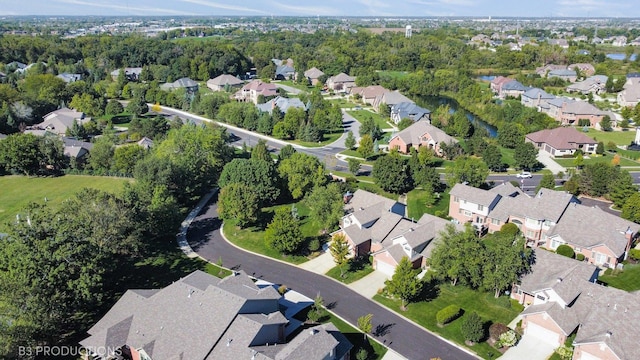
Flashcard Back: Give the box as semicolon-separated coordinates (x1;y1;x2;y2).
516;171;532;178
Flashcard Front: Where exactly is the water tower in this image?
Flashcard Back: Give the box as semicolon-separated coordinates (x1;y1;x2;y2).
405;25;412;38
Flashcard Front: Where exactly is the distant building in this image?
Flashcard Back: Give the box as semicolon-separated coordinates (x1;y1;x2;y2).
405;25;412;38
110;67;143;81
206;74;243;92
56;72;82;83
160;77;199;94
25;108;90;136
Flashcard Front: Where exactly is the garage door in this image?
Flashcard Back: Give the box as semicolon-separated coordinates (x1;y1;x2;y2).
526;322;561;347
375;260;396;276
577;351;602;360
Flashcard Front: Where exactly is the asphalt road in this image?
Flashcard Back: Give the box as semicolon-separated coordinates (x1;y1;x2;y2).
187;198;478;360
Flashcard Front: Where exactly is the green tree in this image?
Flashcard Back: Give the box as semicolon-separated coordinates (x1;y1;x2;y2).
306;294;327;323
0;133;41;176
330;233;351;278
357;134;374;159
278;144;296;161
218;183;259;228
344;130;356;149
305;183;344;232
113;144;147;174
482;232;532;297
397;118;414;131
574;153;584;168
88;136;115;173
497;122;524;149
536;172;556;192
579;162;616;197
359;116;382;140
482;144;504;172
622;193;640;224
444;156;489;188
38;136;65;174
462;312;485;344
600;115;612;131
513;141;538;170
348;157;362;176
264;207;303;253
219;158;281;205
596;141;605;155
278;152;327;199
384;257;423;310
609;170;638;208
126;96;149;117
430;225;484;287
250;139;272;162
357;313;373;339
372;153;413;194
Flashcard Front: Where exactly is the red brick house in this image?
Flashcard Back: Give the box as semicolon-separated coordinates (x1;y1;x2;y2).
525;127;598;157
387;121;457;156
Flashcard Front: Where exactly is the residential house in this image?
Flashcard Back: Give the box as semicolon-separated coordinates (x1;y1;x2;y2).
521;88;555;109
257;96;307;115
387;120;458;156
390;102;431;124
469;34;491;45
490;76;513;95
160;77;199;94
272;58;295;80
25;108;90;136
236;80;278;104
566;75;607;95
326;73;356;92
535;64;566;77
110;67;143;81
512;250;640;360
62;137;93;162
81;270;352;360
137;137;154;149
547;39;569;48
350;85;387;106
206;74;243;91
617;77;640;107
573;35;589;42
525;127;598;157
548;69;577;83
567;63;596;77
56;72;82;83
302;67;324;86
557;101;608;127
499;80;528;99
6;61;27;72
611;35;627;47
373;90;413;111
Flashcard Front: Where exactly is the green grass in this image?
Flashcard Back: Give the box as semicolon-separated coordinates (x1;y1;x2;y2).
375;282;524;360
325;258;374;284
0;175;131;232
356;182;399;201
586;128;637;146
222;201;325;265
326;169;374;183
327;98;359;108
406;188;450;220
598;263;640;291
554;154;640;167
347;109;394;130
277;80;313;93
325;313;387;360
377;70;410;80
498;146;516;168
290;130;343;148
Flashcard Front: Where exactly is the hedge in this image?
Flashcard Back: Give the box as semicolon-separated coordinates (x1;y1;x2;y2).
576;253;585;261
436;305;461;325
556;244;575;259
629;249;640;261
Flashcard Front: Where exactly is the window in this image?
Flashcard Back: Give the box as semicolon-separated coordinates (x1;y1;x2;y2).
491;218;500;225
551;239;562;249
478;204;484;211
526;230;535;238
536;294;546;301
574;247;581;252
464;210;472;217
453;196;459;203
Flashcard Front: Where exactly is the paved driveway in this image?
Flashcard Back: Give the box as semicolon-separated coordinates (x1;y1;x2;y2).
348;271;391;298
537;151;566;174
186;200;478;360
298;252;335;275
498;334;556;360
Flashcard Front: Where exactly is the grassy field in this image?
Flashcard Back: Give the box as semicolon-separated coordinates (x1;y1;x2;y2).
554;154;640;168
346;109;394;130
406;188;450;220
0;175;131;232
327;98;358;109
277;80;313;93
599;263;640;292
290;130;343;148
586;128;637;146
375;282;524;360
222;201;325;265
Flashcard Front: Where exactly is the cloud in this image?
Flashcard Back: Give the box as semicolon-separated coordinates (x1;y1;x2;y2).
264;1;338;16
179;0;268;14
55;0;194;15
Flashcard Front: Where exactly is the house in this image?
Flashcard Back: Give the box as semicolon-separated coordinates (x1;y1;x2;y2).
617;77;640;107
535;64;566;77
548;69;577;83
499;80;528;99
25;108;90;136
373;90;413;111
611;35;627;47
567;63;595;77
349;85;387;106
56;72;82;83
557;101;608;127
566;75;607;95
547;39;569;48
272;58;295;80
543;204;639;269
326;73;356;92
160;77;199;94
512;250;640;359
390;102;431;124
302;67;324;86
236;80;278;104
206;74;243;91
521;88;555;108
110;67;143;81
81;270;352;360
525;127;598;157
490;76;513;94
62;137;93;161
137;137;154;149
256;96;307;115
387;120;458;156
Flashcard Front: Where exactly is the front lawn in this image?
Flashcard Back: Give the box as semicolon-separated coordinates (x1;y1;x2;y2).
346;109;394;130
222;202;325;265
290;130;343;148
325;313;387;360
325;257;374;284
374;282;524;360
598;263;640;292
586;128;637;146
553;154;640;168
406;188;450;220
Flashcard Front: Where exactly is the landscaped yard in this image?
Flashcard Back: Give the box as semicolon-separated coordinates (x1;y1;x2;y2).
406;188;450;220
222;202;325;265
346;109;394;130
0;175;131;232
290;130;344;148
586;128;637;146
374;282;524;360
598;263;640;292
325;258;374;284
325;313;387;360
327;98;358;108
553;154;640;168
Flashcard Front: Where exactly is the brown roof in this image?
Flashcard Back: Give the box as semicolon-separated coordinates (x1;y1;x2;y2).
525;127;597;151
390;120;458;148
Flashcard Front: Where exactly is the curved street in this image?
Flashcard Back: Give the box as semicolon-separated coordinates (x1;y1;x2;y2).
186;196;478;360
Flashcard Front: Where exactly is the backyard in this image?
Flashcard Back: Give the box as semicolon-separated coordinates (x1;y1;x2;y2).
406;188;450;220
346;109;395;131
598;263;640;292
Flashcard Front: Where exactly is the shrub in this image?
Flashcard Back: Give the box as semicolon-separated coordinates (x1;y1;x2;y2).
462;312;485;343
308;238;321;252
500;223;520;237
278;285;288;295
436;305;461;326
629;249;640;261
556;245;575;258
576;253;585;261
497;330;518;347
555;345;574;360
489;323;509;343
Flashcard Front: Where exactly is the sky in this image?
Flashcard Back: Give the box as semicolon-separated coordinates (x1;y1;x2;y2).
1;0;638;18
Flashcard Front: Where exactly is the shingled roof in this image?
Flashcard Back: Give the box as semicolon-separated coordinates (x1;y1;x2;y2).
526;127;597;151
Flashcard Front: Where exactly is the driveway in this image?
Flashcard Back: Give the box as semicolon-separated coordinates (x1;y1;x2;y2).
186;199;478;360
298;252;335;275
348;271;391;298
537;151;566;175
498;334;556;360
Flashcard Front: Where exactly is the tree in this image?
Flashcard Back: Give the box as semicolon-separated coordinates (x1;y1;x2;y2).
264;207;303;253
359;116;382;140
430;225;484;287
218;183;259;228
574;153;584;169
482;144;504;171
305;183;344;232
278;153;327;199
356;349;369;360
444;156;489;188
306;294;327;323
384;257;423;310
126;96;149;117
357;134;374;159
596;141;605;155
330;233;351;278
397;118;414;131
88;136;115;173
622;193;640;224
536;172;556;192
218;158;281;205
462;312;485;344
357;313;373;339
0;133;41;175
497;122;524;149
372;153;413;194
348;157;362;176
278;144;296;161
600;115;612;131
609;170;638;208
513;141;538;170
579;162;617;197
250;139;272;162
482;232;532;297
113;144;147;174
345;130;356;149
105;99;124;116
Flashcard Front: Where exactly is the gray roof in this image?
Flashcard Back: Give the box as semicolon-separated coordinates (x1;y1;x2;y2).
488;182;524;198
526;127;598;151
257;96;307;115
207;74;243;87
56;72;82;83
381;91;413;106
501;80;528;91
546;204;639;257
390;120;458;148
275;325;338;360
304;67;324;79
63;137;93;158
161;77;199;90
521;301;581;336
344;207;404;245
344;189;400;215
391;102;431;122
29;108;90;136
522;88;555;100
548;69;577;77
450;183;500;207
328;72;355;83
276;65;295;77
517;188;576;222
566;75;607;92
562;101;606;115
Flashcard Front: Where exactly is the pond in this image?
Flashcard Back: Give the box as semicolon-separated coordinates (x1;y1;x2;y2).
606;53;638;61
416;95;498;137
477;75;496;81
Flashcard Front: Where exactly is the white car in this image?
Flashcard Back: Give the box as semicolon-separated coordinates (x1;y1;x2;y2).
516;171;532;179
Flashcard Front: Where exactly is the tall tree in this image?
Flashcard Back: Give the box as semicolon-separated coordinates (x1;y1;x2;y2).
251;139;272;162
600;115;612;131
219;158;281;205
344;130;356;150
357;314;373;340
348;157;362;176
482;144;504;172
608;170;638;208
264;207;303;254
218;183;259;228
330;233;350;278
444;156;489;188
536;172;556;192
384;257;423;310
304;183;344;232
357;134;374;159
430;225;484;287
87;136;115;173
513;141;538;170
278;152;327;199
0;133;41;176
372;153;413;194
482;232;532;297
622;193;640;224
278;144;296;161
497;122;524;149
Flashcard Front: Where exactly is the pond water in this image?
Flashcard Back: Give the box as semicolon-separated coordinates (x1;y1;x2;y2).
477;75;496;81
606;53;638;61
416;95;498;137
